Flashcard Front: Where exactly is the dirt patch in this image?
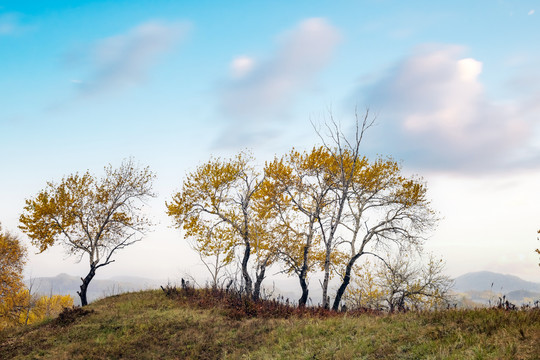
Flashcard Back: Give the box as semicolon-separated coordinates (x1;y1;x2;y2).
53;306;95;327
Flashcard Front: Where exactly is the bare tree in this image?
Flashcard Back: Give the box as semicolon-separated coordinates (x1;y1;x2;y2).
346;249;453;312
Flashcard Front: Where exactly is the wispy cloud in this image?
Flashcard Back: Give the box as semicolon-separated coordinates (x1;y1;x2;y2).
357;44;540;173
215;18;341;147
74;21;189;95
528;9;535;15
0;12;28;35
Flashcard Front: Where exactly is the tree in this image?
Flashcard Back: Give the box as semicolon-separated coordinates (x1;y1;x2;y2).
345;250;452;312
330;156;436;310
167;152;274;300
304;110;436;311
20;290;74;325
262;147;336;307
261;110;435;309
0;223;27;327
342;259;386;310
311;111;374;309
19;159;155;306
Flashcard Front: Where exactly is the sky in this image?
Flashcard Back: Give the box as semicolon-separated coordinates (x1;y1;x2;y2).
1;0;539;289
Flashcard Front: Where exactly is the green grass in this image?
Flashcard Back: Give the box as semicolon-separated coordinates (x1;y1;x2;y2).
1;288;539;359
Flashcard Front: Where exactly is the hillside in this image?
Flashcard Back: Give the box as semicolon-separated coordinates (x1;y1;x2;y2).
1;288;539;359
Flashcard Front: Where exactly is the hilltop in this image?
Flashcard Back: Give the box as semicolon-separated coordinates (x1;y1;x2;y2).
1;288;539;359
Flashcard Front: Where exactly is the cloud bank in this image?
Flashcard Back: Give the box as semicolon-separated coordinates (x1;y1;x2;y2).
76;21;188;94
359;45;539;173
216;18;341;147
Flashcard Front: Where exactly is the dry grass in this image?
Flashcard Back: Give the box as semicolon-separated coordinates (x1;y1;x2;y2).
1;287;538;359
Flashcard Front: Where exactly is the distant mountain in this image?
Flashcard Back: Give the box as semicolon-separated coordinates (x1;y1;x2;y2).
451;271;540;306
505;290;540;303
25;273;165;306
453;271;540;293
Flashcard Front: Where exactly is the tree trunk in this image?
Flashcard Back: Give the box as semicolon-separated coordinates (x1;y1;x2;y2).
332;253;361;311
298;274;309;307
298;253;310;307
298;240;312;307
322;247;331;309
253;264;266;301
78;265;96;306
241;241;252;296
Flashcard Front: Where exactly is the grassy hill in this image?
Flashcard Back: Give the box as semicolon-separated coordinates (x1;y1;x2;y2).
1;288;539;359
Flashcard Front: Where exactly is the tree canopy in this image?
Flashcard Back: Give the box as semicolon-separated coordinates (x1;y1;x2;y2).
167;152;275;299
167;112;437;309
0;223;27;326
19;159;156;306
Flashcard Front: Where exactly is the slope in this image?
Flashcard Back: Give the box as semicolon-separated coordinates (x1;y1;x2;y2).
1;288;539;359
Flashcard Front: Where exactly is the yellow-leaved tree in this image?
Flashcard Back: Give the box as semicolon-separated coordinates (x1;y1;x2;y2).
261;112;437;310
19;159;155;306
18;289;73;325
0;223;27;328
167;152;276;300
331;156;436;310
261;146;337;307
1;223;74;329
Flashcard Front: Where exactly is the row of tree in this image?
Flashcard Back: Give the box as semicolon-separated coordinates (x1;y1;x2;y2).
166;116;439;310
10;114;446;311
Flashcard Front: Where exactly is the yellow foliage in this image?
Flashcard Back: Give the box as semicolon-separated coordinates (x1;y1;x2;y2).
24;292;74;325
0;288;73;329
18;160;155;306
0;224;27;328
167;152;275;288
1;223;74;329
19;161;155;256
0;224;26;299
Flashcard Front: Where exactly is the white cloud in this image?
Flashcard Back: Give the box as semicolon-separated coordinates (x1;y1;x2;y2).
220;18;341;121
77;21;189;94
230;56;255;78
359;44;539;172
215;18;341;148
528;9;535;15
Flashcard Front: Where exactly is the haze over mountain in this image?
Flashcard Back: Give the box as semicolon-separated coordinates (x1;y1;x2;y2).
25;273;164;306
453;271;540;293
26;270;540;307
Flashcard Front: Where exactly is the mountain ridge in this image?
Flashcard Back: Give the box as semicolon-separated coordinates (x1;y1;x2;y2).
24;273;165;306
453;271;540;293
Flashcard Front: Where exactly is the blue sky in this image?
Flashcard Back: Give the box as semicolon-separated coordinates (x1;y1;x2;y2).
1;1;539;286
